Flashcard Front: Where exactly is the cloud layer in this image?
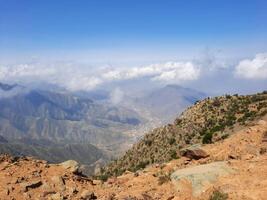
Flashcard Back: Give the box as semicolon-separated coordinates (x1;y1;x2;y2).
0;52;266;92
0;61;200;91
235;53;267;79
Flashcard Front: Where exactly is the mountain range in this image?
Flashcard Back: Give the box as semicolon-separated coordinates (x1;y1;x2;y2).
0;82;205;174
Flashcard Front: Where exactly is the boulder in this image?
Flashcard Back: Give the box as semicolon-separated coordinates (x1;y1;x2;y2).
180;145;209;160
171;161;235;196
59;160;80;174
80;190;97;199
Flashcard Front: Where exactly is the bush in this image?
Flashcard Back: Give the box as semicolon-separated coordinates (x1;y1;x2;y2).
145;139;152;146
97;174;109;182
210;125;224;132
221;134;229;140
169;149;178;159
209;190;228;200
212;99;221;107
157;173;171;185
168;137;176;145
202;131;213;144
135;161;149;171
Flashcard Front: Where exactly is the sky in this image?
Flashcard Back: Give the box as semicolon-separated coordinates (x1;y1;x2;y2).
0;0;267;94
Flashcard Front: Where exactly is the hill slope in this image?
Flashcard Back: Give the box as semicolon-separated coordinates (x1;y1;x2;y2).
101;92;267;176
0;116;267;199
135;84;206;123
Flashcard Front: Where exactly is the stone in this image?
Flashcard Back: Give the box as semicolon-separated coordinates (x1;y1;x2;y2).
171;161;235;197
182;148;209;160
22;180;43;192
80;190;97;199
51;176;65;191
59;160;80;173
262;132;267;143
141;193;153;200
49;192;63;200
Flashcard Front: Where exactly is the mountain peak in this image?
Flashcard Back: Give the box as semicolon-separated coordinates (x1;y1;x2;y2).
0;82;18;91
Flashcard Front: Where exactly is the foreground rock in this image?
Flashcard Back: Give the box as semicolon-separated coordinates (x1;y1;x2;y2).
171;161;234;196
59;160;80;174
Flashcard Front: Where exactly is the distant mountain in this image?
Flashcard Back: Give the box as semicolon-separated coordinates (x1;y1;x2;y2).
0;84;145;172
0;82;206;174
0;89;143;145
0;82;18;91
0;141;105;164
0;135;8;143
134;84;206;123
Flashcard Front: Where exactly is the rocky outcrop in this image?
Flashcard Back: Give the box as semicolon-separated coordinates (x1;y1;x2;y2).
180;145;209;160
59;160;80;174
171;162;234;196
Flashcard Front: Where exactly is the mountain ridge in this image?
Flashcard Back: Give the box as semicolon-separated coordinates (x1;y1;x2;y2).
100;91;267;177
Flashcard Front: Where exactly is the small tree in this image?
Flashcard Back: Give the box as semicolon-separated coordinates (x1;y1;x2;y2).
202;131;213;144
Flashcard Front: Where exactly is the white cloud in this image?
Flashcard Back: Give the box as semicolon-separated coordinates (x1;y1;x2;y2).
101;61;200;83
151;62;200;82
0;60;201;91
235;53;267;79
0;64;55;80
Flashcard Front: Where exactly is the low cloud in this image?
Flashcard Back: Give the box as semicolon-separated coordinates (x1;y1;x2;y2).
235;53;267;79
101;61;200;83
2;52;264;92
151;62;200;82
0;61;201;91
109;88;124;104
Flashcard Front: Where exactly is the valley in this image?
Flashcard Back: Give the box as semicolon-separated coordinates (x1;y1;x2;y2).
0;82;205;174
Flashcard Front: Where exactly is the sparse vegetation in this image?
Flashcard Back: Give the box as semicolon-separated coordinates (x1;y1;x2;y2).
202;131;213;144
100;92;267;177
209;190;228;200
156;170;172;185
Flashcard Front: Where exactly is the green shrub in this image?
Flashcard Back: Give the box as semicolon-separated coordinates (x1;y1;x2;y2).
209;190;228;200
168;137;176;145
135;160;149;171
221;134;229;140
202;131;213;144
170;149;178;159
97;174;109;182
145;139;152;146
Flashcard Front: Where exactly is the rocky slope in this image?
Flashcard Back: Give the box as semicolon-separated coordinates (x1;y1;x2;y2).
0;116;267;199
101;92;267;177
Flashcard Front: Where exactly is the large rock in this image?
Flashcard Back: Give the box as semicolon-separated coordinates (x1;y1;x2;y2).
171;161;235;196
182;148;209;160
59;160;80;174
180;145;209;160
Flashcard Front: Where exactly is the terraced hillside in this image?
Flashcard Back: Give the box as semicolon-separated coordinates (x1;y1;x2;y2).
101;92;267;177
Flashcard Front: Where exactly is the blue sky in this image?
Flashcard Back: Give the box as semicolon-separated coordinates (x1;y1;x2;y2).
1;0;267;63
0;1;266;94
